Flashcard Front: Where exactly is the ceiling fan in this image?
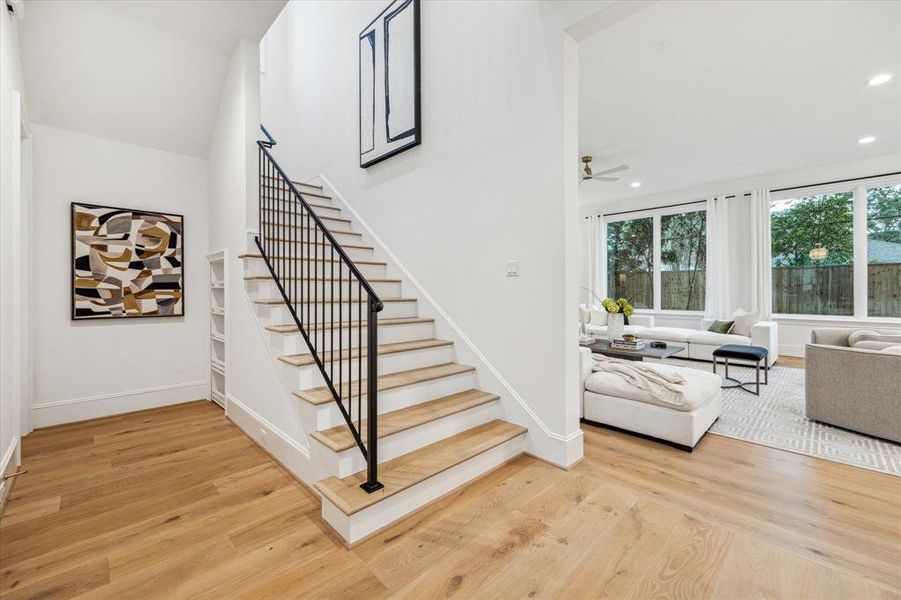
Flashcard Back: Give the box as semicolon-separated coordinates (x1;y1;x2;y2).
580;155;629;182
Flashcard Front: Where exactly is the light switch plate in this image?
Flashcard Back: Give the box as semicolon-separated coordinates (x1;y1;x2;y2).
506;260;519;277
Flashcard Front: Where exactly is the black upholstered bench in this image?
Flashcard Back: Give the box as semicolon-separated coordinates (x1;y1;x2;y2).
712;344;769;395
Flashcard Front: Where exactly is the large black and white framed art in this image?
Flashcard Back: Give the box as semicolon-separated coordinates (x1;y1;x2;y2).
359;0;421;168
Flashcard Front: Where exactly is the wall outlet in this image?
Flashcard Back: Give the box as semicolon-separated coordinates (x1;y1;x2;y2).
506;260;519;277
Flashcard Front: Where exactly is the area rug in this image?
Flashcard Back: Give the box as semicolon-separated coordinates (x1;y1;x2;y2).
663;359;901;477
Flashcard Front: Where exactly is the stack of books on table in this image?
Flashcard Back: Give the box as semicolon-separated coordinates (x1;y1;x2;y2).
611;339;646;351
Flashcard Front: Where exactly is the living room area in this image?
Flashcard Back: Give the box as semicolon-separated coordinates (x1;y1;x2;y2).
576;0;900;477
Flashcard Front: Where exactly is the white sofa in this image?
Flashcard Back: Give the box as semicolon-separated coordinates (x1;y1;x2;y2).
579;348;722;450
582;306;779;366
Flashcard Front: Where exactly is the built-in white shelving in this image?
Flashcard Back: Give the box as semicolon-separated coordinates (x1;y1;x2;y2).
208;250;227;409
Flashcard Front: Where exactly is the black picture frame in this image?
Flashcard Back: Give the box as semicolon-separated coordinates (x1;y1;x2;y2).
359;0;421;168
71;201;185;320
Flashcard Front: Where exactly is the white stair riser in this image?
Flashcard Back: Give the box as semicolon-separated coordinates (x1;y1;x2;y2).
262;212;351;233
258;228;363;245
280;344;457;389
314;401;501;478
245;279;402;301
297;371;478;430
320;434;525;545
271;322;435;355
259;189;334;204
258;301;417;323
243;257;384;278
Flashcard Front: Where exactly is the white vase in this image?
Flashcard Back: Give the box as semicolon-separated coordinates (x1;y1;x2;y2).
607;312;624;341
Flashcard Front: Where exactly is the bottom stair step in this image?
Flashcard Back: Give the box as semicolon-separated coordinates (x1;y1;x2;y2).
310;389;499;452
315;419;526;516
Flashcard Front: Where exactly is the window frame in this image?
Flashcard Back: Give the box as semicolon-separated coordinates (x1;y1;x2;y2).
602;201;707;315
770;175;901;321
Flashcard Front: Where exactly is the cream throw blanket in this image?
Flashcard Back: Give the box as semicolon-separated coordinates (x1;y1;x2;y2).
591;355;687;407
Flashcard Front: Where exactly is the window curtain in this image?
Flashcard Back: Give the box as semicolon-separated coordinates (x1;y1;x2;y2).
581;215;603;307
749;188;772;320
704;196;731;319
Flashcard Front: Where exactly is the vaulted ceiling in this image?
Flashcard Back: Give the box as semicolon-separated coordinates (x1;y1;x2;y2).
19;1;285;158
577;0;901;205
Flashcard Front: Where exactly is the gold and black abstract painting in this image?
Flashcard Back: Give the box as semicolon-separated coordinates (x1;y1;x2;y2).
71;202;184;319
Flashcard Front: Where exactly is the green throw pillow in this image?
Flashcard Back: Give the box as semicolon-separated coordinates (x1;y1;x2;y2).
708;320;735;335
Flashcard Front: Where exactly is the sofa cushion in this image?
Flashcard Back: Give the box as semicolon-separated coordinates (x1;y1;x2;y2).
585;364;720;412
881;345;901;355
689;330;751;347
854;340;901;351
731;308;759;337
586;324;648;336
638;327;694;343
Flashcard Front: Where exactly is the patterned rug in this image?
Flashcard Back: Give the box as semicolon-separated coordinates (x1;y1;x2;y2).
663;359;901;477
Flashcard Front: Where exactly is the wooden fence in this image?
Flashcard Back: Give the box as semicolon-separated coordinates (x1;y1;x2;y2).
608;263;900;317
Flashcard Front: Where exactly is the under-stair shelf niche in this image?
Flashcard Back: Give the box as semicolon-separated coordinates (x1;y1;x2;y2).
208;250;227;408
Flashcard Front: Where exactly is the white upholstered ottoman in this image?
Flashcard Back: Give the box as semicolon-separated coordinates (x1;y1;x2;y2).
579;348;722;450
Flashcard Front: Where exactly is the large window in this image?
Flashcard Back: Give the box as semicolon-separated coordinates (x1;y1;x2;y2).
605;207;706;312
770;180;901;319
770;192;854;316
661;211;706;311
607;218;653;309
867;184;901;318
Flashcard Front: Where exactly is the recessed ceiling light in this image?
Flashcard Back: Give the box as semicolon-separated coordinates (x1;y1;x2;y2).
867;73;892;86
630;181;641;188
858;136;876;145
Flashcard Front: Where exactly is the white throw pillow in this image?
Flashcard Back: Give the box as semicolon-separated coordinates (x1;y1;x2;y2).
848;330;881;346
590;308;607;326
730;308;759;337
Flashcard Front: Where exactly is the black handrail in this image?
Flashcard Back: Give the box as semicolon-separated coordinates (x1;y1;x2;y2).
260;124;277;148
256;136;384;493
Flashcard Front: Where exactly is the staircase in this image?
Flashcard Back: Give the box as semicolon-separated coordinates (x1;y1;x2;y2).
242;134;526;544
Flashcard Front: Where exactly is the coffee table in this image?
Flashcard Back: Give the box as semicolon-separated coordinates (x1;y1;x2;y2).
586;339;685;362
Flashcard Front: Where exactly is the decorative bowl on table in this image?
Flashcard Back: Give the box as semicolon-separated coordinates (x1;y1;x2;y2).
622;334;637;343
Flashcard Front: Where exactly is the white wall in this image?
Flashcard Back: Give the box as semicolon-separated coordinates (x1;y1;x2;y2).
0;4;29;499
582;153;901;356
30;125;210;427
207;39;313;471
260;0;582;463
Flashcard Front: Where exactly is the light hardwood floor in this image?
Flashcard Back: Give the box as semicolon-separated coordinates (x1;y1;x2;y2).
1;401;898;599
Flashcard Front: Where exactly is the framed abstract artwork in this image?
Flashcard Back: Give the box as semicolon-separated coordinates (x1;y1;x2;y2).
359;0;421;168
71;202;184;320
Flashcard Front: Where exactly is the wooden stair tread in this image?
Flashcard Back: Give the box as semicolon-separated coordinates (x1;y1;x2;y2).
254;297;415;306
294;362;475;405
315;420;526;515
266;317;433;334
239;253;382;263
279;338;452;367
311;389;499;452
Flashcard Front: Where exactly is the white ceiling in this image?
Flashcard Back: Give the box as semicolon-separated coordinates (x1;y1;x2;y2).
578;0;901;207
19;0;285;158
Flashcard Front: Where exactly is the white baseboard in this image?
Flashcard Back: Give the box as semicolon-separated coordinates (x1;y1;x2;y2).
32;380;208;428
225;393;320;488
0;436;22;516
779;344;806;358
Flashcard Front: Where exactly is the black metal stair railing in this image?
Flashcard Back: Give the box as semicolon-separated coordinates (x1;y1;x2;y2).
256;128;384;493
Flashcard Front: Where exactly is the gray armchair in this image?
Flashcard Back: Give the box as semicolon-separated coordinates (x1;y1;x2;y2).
806;328;901;443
